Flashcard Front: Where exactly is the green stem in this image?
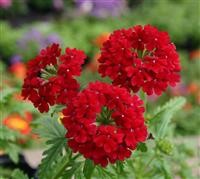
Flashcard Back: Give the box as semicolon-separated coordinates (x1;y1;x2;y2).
52;159;70;179
141;153;157;177
72;153;81;161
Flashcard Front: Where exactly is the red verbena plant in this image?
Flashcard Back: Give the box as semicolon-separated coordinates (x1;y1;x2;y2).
21;25;190;179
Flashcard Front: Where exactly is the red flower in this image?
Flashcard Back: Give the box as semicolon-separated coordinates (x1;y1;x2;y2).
62;82;147;167
98;25;181;95
22;43;86;113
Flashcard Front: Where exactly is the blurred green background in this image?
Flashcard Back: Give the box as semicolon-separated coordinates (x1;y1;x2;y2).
0;0;200;177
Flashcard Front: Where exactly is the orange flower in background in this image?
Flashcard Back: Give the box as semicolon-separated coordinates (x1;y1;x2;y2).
87;32;110;72
3;112;32;135
9;62;27;80
189;49;200;60
187;82;199;94
13;92;24;101
93;32;110;48
197;91;200;104
87;53;100;72
187;82;200;104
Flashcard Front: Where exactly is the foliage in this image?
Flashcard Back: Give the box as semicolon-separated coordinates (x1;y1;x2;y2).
34;117;67;179
0;61;39;166
22;96;195;179
149;97;186;138
0;22;20;61
11;169;29;179
0;0;199;62
0;126;21;163
83;159;95;179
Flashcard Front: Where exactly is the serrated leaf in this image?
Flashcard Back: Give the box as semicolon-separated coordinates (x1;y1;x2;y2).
49;104;65;117
0;127;21;163
116;161;126;176
0;139;21;164
38;137;67;179
11;169;29;179
62;162;82;179
5;143;21;163
96;166;115;179
151;97;186;120
83;159;95;179
36;117;67;179
48;155;70;178
149;97;186;138
34;116;66;140
0;126;19;141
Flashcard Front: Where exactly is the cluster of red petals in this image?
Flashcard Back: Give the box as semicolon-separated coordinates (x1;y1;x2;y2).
62;82;147;167
98;25;181;95
22;43;86;112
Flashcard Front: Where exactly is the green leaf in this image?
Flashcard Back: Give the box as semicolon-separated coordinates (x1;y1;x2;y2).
34;116;66;140
11;169;29;179
83;159;95;179
152;97;186;121
5;143;21;163
149;97;186;138
49;155;70;179
0;126;19;141
0;88;17;103
0;127;21;163
96;166;115;179
38;138;67;179
137;143;148;152
49;104;65;117
115;161;126;177
36;117;67;179
62;162;82;179
161;160;173;179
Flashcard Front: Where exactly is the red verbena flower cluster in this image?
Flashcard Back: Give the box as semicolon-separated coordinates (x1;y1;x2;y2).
22;43;86;112
62;82;147;167
22;24;181;167
98;25;181;95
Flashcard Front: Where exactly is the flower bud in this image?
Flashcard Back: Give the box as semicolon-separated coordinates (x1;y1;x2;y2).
157;139;173;155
